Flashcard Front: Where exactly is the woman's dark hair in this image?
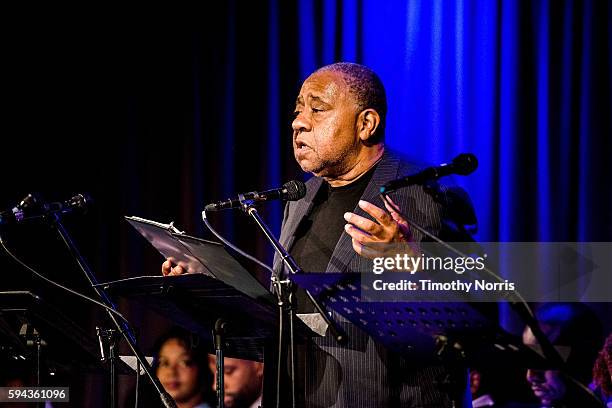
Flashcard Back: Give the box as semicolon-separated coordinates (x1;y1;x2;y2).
592;333;612;397
151;326;214;404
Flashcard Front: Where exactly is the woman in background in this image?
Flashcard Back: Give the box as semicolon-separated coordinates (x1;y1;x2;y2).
154;328;214;408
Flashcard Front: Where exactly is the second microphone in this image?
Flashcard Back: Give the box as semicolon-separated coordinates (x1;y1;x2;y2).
204;180;306;211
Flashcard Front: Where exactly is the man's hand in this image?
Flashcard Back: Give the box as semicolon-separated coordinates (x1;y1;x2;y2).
343;196;418;259
161;257;187;276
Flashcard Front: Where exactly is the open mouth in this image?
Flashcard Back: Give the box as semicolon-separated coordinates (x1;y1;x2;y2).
295;141;311;150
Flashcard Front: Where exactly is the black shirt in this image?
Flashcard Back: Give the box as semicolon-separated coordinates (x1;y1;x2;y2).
290;165;377;312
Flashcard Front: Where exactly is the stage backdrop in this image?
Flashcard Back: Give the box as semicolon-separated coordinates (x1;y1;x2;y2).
0;1;610;406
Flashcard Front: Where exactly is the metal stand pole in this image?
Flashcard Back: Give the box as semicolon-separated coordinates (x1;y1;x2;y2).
214;319;227;408
96;327;119;408
237;199;346;408
51;215;177;408
239;200;346;344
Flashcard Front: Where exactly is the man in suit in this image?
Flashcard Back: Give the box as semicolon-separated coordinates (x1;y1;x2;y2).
277;62;474;407
165;62;474;407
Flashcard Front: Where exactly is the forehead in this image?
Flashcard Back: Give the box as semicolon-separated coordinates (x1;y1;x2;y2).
223;358;248;369
297;71;350;103
160;339;188;356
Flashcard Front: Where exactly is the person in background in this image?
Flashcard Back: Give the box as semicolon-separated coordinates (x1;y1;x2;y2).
469;367;535;407
154;328;214;408
591;332;612;407
523;303;604;408
207;355;263;408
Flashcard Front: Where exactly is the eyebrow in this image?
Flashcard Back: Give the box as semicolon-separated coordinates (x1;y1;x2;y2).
295;94;329;106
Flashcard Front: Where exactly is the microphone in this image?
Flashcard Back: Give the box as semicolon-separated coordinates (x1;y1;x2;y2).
380;153;478;193
0;193;92;225
204;180;307;211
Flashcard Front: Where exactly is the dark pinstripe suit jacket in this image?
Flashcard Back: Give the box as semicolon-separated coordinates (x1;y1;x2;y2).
273;149;475;408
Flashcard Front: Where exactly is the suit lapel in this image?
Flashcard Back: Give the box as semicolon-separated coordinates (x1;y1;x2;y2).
273;177;323;276
326;150;401;273
278;177;323;252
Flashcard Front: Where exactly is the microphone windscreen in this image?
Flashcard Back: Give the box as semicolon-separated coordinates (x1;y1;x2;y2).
283;180;307;201
69;193;93;211
452;153;478;175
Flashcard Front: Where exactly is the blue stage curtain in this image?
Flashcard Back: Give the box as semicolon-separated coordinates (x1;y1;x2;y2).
292;0;611;244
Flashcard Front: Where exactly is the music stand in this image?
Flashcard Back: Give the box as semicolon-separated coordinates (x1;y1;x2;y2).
0;291;129;377
289;273;549;406
99;274;282;361
108;216;318;406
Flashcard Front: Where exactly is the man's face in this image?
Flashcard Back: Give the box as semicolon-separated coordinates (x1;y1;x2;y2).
208;356;263;408
526;369;566;406
292;70;362;178
156;339;202;405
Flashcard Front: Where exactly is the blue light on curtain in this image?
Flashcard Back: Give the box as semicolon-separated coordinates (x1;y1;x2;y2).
294;0;610;244
577;0;592;243
361;0;503;240
558;0;574;243
340;0;358;61
536;0;551;242
322;0;336;63
298;0;317;80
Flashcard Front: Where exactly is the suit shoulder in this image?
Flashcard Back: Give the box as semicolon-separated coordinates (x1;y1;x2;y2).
385;148;430;177
384;148;477;238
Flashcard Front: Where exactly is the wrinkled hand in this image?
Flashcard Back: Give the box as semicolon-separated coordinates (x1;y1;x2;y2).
343;196;419;259
161;257;187;276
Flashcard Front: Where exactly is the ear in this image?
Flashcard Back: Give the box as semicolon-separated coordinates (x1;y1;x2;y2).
357;109;381;142
254;361;264;379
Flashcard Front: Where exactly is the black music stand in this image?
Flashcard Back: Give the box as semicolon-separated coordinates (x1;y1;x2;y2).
107;217;319;406
99;274;281;360
289;272;551;355
0;291;130;379
289;273;549;406
101;274;320;407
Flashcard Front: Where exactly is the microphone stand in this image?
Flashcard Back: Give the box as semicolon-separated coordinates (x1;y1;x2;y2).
377;193;561;364
214;319;227;408
48;213;177;408
237;197;346;408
